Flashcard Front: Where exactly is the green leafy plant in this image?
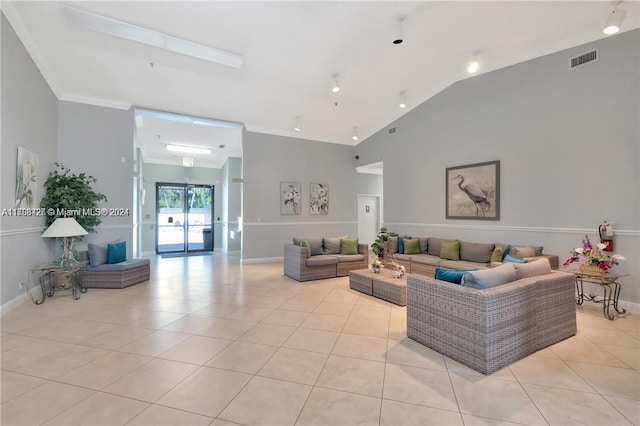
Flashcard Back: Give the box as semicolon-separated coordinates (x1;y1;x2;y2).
371;228;394;259
40;163;108;234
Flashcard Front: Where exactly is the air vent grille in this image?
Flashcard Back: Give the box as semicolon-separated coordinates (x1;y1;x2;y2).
570;49;598;69
388;127;396;135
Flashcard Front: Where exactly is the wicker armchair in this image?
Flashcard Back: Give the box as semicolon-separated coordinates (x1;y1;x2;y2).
406;271;576;374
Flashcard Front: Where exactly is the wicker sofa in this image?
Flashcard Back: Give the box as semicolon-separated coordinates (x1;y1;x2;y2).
284;237;368;281
407;268;576;374
384;236;559;277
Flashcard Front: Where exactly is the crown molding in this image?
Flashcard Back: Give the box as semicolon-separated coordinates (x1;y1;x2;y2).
59;94;132;110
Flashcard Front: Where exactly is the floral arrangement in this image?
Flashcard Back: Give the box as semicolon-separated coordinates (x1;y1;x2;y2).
390;261;406;278
563;235;623;272
371;258;384;273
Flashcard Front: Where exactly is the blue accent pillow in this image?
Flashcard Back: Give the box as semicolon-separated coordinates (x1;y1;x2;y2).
107;241;127;264
504;254;527;264
503;245;511;259
397;237;405;254
435;267;476;284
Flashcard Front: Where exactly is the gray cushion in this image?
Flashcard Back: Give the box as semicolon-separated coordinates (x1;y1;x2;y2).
510;246;536;259
427;237;443;257
306;255;338;266
514;258;551;280
85;258;149;272
323;237;342;255
440;260;489;270
410;254;441;266
392;253;412;261
293;237;324;256
387;236;398;254
459;241;495;263
461;263;516;289
418;238;429;254
335;254;365;262
87;240;124;266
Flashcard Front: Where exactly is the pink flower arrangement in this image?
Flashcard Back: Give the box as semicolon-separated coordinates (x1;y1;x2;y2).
390;262;406;278
563;235;623;272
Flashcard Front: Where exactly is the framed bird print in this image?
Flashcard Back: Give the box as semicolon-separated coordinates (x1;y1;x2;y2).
446;160;500;220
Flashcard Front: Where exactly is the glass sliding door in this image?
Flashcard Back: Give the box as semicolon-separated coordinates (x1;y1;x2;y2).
156;183;213;254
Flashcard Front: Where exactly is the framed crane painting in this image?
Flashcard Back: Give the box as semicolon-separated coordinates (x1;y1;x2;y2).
446;160;500;220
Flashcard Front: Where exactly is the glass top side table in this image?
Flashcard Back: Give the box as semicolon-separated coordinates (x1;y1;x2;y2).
570;270;627;320
29;263;85;304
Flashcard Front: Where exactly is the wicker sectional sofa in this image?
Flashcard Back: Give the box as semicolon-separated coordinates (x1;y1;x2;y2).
407;268;577;374
384;236;559;277
284;237;368;281
78;250;150;289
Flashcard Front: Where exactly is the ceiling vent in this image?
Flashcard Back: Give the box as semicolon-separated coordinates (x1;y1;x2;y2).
388;127;397;135
569;48;598;70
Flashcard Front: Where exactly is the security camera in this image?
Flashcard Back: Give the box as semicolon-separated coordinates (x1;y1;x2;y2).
355;155;360;160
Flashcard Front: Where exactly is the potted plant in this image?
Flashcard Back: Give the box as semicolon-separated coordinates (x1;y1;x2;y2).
371;227;394;260
40;163;107;263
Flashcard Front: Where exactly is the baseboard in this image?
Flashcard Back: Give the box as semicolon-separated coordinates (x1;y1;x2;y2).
614;300;639;315
0;292;29;316
242;256;284;265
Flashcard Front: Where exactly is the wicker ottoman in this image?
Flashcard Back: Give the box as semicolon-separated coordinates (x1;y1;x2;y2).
373;274;407;306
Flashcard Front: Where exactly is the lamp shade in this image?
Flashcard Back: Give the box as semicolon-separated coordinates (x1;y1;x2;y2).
41;217;88;238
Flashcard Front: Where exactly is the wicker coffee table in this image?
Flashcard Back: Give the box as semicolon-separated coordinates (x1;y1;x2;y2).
372;273;407;306
349;268;407;306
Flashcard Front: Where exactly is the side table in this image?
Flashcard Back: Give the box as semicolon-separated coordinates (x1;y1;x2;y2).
29;263;85;304
571;270;627;320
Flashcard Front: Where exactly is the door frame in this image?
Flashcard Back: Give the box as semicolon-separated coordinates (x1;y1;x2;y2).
155;182;214;254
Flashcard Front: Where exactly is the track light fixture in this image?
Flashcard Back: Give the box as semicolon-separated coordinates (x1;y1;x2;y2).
393;17;404;45
332;74;341;93
603;3;626;35
294;116;302;132
467;51;480;74
352;127;359;141
399;91;407;109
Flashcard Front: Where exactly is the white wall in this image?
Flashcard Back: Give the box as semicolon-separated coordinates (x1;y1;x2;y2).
242;130;382;261
0;13;58;308
355;29;640;307
57;101;135;257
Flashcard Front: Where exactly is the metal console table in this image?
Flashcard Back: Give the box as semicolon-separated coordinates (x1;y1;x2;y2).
29;263;86;304
572;270;627;320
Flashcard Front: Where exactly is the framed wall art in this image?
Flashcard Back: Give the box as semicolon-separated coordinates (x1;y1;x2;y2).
446;160;500;220
280;182;301;215
15;147;38;208
309;183;329;215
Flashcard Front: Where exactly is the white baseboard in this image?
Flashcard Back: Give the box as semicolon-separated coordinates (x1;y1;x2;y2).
242;256;284;265
0;292;29;316
615;300;639;315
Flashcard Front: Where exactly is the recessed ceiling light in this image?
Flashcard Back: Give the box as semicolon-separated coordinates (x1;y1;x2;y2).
603;7;626;35
63;5;243;68
332;74;341;93
166;144;212;155
399;91;407;109
352;127;359;141
294;116;303;132
467;59;479;74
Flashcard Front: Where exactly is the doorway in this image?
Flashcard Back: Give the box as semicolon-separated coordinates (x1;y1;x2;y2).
357;194;381;246
156;183;214;254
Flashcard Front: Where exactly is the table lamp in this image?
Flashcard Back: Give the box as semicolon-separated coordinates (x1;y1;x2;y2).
41;217;88;266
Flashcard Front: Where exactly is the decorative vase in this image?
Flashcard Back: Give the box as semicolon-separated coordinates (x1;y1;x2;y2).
578;263;602;274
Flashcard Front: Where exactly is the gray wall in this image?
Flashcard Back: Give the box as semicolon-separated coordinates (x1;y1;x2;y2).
0;13;59;307
242;130;382;260
57;101;135;257
140;162;223;254
355;30;640;306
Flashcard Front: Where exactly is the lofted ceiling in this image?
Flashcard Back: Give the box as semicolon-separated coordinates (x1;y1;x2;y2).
3;1;639;168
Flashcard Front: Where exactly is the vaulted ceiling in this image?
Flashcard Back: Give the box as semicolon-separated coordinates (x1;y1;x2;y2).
4;1;639;167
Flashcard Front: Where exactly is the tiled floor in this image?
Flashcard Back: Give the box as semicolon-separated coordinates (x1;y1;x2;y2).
1;253;638;425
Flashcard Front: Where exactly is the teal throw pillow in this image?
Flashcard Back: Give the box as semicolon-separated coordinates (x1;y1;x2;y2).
397;237;405;254
107;241;127;264
435;267;476;284
504;254;527;264
503;245;511;259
